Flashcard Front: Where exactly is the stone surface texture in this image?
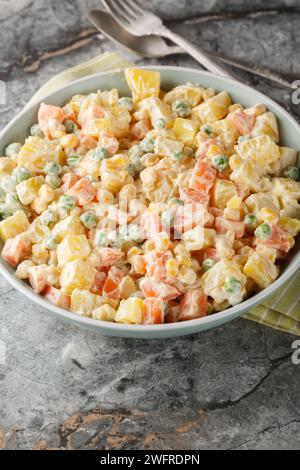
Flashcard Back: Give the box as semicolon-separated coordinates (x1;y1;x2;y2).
0;0;299;450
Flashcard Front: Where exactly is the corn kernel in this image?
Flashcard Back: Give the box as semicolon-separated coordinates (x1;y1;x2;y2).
143;240;155;252
154;233;170;252
178;266;197;285
166;258;179;277
127;246;143;262
259;207;279;224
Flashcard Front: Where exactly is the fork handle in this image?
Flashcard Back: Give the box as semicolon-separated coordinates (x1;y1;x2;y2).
161;27;243;82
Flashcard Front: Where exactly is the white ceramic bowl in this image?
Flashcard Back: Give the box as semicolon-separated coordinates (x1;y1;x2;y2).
0;66;299;338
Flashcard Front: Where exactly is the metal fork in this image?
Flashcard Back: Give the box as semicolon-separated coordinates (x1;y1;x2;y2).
101;0;242;81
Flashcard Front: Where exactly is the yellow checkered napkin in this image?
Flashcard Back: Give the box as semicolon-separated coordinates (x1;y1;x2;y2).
30;51;300;336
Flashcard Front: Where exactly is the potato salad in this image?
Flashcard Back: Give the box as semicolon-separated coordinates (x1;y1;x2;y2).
0;68;300;325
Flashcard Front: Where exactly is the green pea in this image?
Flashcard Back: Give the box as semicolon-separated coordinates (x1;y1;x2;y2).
172;150;184;161
129;145;143;159
0;204;13;219
44;235;57;250
118;97;133;110
283;166;299;181
244;214;257;226
129;154;143;174
126;163;137;177
63;119;77;134
119;224;144;243
255;223;271;240
67;154;81;167
5;193;20;206
94;230;109;247
44;161;62;175
58;194;76;210
140;137;155;153
80;211;97;229
172;100;191;118
107;230;123;248
201;124;213;135
202;259;216;272
12;166;31;183
4;143;22;158
30;124;44;138
40;210;57;226
154;119;166;130
91;147;109;161
224;276;241;294
2;176;17;193
45;174;61;189
211;154;229;172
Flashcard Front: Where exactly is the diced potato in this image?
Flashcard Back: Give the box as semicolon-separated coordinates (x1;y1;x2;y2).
272;178;300;200
125;68;161;102
243;252;279;289
60;259;95;294
192;91;231;124
83;118;111;138
277;217;300;236
164;84;204;107
245;192;280;220
52;215;84;242
182;227;216;251
101;171;127;194
18;136;62;172
173;118;199;145
57;234;91;265
0;210;29;242
211;179;237;209
230;157;268;192
154;135;184;158
138;97;175;128
251;111;279;143
119;275;137;299
16;176;44;205
92;304;117;321
211;117;239;152
71;288;101;316
235;135;280;169
115;297;143;324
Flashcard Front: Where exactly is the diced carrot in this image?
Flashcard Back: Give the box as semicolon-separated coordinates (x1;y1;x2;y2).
228;109;255;135
103;266;125;300
98;248;125;267
81;103;104;127
255;224;292;252
179;188;209;206
215;217;245;239
61;173;81;192
142;298;165;324
1;235;30;267
140;277;181;301
38;103;65;139
130;119;151;140
144;251;172;282
178;288;207;321
68;178;96;205
44;286;71;309
165;301;180;323
90;271;107;295
189;160;217;195
174;203;213;234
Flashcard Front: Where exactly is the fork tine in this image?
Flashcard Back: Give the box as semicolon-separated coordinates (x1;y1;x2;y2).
102;0;131;25
122;0;145;15
117;0;139;20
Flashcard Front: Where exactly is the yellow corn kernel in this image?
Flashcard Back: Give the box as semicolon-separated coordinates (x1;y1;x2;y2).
140;153;159;167
182;227;216;251
119;276;137;300
243;252;279;289
101;154;130;172
206;144;222;158
115;297;143;324
84;118;111;138
173;118;199;146
92;304;117;321
16;176;44;205
0;210;29;242
259;207;279;224
71;289;100;316
32;243;49;264
127;246;143;262
166;258;179;277
125;68;161;102
154;233;171;252
178;265;197;285
57;234;91;266
227;196;242;210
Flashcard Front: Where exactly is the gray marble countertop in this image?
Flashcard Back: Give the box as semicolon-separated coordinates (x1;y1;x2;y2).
0;0;300;450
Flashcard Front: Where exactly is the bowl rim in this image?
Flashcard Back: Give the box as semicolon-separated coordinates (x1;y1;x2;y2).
0;65;299;336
